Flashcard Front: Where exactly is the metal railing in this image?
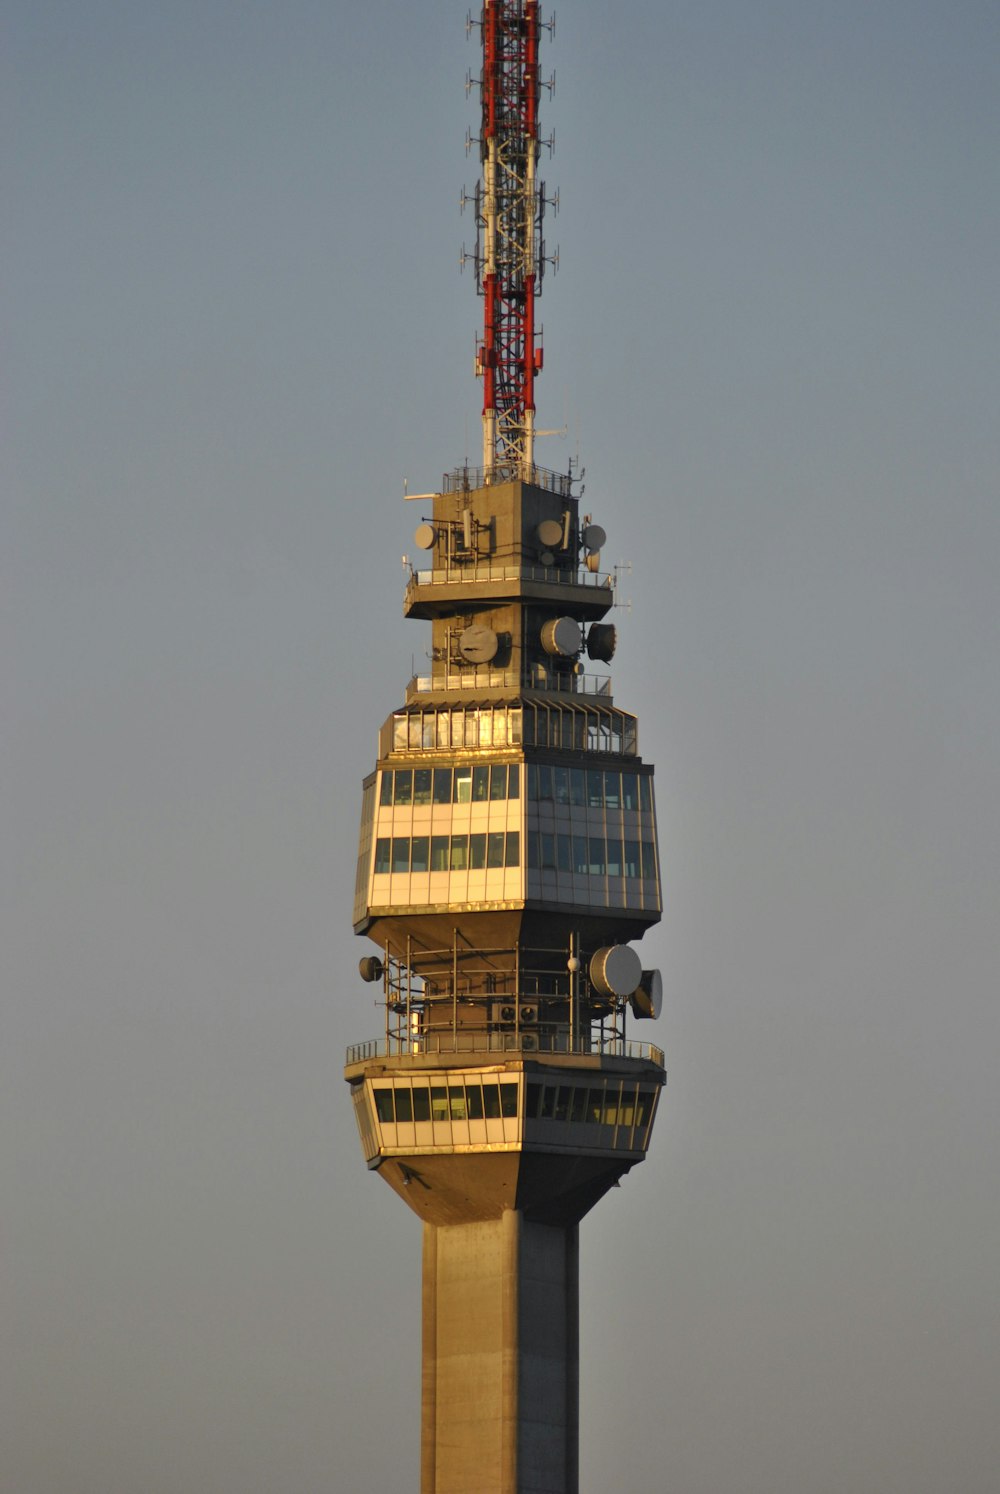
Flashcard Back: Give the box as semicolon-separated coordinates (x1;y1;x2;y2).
345;1033;665;1068
408;670;612;698
406;561;612;595
442;462;576;498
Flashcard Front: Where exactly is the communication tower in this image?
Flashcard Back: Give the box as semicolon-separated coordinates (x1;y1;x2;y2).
345;7;666;1490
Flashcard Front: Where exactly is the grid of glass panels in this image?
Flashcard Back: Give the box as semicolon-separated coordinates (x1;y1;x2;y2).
380;763;520;806
374;830;520;873
527;764;651;811
379;702;637;758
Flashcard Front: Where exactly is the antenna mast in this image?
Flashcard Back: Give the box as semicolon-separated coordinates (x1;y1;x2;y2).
469;1;554;480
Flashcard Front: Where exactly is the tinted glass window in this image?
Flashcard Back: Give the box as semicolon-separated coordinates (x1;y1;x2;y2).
374;838;391;874
505;832;520;867
430;836;449;871
394;769;412;805
391;837;410;872
490;764;508;800
413;768;432;805
469;833;487;870
394;1088;413;1122
379;772;393;805
433;768;452;803
487;832;505;868
454;768;472;803
472;765;490;801
411;836;429;873
507;764;520;799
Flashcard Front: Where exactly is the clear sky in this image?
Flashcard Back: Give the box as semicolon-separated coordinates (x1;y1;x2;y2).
5;2;999;1491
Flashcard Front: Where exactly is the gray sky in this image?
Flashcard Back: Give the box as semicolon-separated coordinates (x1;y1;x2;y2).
5;2;999;1491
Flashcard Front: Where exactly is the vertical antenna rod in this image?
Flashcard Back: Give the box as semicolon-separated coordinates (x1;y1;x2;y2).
471;1;552;479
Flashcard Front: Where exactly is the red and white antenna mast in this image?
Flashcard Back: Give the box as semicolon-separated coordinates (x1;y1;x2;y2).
467;2;556;480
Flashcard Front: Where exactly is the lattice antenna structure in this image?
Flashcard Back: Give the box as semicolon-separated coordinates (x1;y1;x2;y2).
467;2;557;480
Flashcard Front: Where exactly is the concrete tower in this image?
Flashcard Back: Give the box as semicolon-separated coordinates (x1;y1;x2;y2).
345;7;666;1491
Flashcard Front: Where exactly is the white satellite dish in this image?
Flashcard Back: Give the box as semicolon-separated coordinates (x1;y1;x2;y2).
589;945;642;998
459;624;498;663
414;522;437;550
540;617;581;657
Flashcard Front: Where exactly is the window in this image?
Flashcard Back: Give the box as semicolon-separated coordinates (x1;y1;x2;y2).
573;834;589;876
553;765;570;804
557;833;573;874
374;1089;394;1122
430;836;449;871
639;775;652;813
483;1083;502;1119
604;771;621;809
379;773;393;806
466;1083;484;1119
472;765;490;801
490;764;508;800
414;768;432;805
500;1083;518;1118
411;836;429;873
454;768;472;803
374;838;391;874
624;839;640;878
487;832;506;869
606;836;623;876
505;831;520;867
540;832;556;870
570;768;586;807
622;772;639;811
430;1086;448;1122
450;834;468;871
391;837;410;873
433;768;452;804
394;769;412;805
589;835;606;876
507;764;520;798
413;1087;431;1122
469;833;487;870
448;1085;467;1120
587;770;604;808
394;1088;413;1122
641;840;657;879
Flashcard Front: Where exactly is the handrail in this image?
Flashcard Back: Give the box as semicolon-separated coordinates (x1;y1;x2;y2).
408;671;612;698
407;561;612;593
442;462;576;497
345;1034;665;1068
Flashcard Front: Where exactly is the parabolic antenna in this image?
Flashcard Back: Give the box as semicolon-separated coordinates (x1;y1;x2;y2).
414;522;437;550
536;518;564;549
540;617;581;657
586;623;616;662
630;968;663;1020
459;624;499;663
589;945;642;998
582;523;606;553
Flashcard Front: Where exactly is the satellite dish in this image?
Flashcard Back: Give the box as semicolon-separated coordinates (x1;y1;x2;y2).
540;616;581;657
589;945;642;998
585;551;601;573
414;522;437;550
459;624;498;663
582;523;606;553
630;968;663;1020
539;549;555;566
359;956;384;983
536;518;563;549
586;623;616;662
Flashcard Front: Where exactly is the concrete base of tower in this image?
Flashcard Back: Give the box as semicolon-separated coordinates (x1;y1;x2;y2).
422;1209;579;1494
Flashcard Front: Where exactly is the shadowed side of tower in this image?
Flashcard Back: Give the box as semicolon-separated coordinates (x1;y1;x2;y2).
344;9;666;1492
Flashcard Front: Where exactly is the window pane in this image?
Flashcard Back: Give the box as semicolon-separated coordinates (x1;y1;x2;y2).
505;832;520;868
553;766;570;804
525;1083;543;1118
472;765;490;801
536;764;553;800
507;763;520;799
490;764;508;800
413;769;432;805
394;1087;413;1122
413;1087;430;1122
391;836;410;872
450;835;468;871
573;834;589;875
527;764;539;801
433;768;452;803
587;770;604;808
374;1089;394;1122
589;836;606;875
557;833;573;873
606;836;623;876
411;836;429;872
393;770;412;805
449;1085;467;1120
540;833;556;870
483;1083;502;1119
379;772;393;806
540;1086;556;1119
621;772;639;810
641;840;657;879
454;768;472;803
569;1088;588;1123
500;1083;518;1118
555;1087;572;1121
639;775;652;813
469;833;487;870
487;832;505;868
569;768;587;806
603;771;621;809
624;839;640;878
431;836;449;871
527;832;540;870
374;838;391;874
510;708;522;745
466;1083;484;1120
430;1086;448;1122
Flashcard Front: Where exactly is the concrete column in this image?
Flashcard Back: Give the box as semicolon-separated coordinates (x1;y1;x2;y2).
422;1210;579;1494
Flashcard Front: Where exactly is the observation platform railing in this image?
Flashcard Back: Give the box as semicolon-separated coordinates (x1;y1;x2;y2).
442;462;576;498
408;669;612;698
345;1032;665;1070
